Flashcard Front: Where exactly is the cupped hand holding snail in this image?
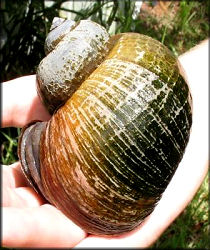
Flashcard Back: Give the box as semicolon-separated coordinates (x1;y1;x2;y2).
18;18;192;235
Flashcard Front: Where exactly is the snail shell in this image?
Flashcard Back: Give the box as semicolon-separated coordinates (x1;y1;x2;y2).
18;18;192;235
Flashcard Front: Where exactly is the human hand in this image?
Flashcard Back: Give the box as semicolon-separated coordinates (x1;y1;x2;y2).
2;75;51;128
2;39;209;248
2;162;87;248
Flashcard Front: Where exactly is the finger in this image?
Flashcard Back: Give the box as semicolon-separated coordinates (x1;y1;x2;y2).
2;186;45;207
2;75;51;128
75;218;151;248
2;162;29;188
2;204;87;248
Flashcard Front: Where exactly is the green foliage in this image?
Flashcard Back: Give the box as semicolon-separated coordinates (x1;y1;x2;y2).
1;0;61;82
1;128;20;165
133;0;209;56
170;0;210;55
0;0;209;248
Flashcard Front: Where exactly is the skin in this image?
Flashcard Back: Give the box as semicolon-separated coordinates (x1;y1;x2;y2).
1;39;209;248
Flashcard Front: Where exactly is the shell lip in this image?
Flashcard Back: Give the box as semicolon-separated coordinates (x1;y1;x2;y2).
18;120;47;196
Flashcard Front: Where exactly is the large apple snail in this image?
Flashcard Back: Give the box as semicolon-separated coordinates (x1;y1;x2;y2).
18;18;192;235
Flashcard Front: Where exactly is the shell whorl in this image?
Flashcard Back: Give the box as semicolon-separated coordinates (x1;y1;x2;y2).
37;19;110;114
19;19;192;235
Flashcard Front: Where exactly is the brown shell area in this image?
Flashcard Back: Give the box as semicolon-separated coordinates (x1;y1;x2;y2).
35;33;192;234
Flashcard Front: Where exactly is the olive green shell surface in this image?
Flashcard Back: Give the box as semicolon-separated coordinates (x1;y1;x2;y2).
19;22;192;236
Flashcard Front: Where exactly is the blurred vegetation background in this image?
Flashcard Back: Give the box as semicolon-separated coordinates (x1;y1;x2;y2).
1;0;209;248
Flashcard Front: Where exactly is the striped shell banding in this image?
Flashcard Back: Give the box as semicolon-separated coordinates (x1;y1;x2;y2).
18;18;192;235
